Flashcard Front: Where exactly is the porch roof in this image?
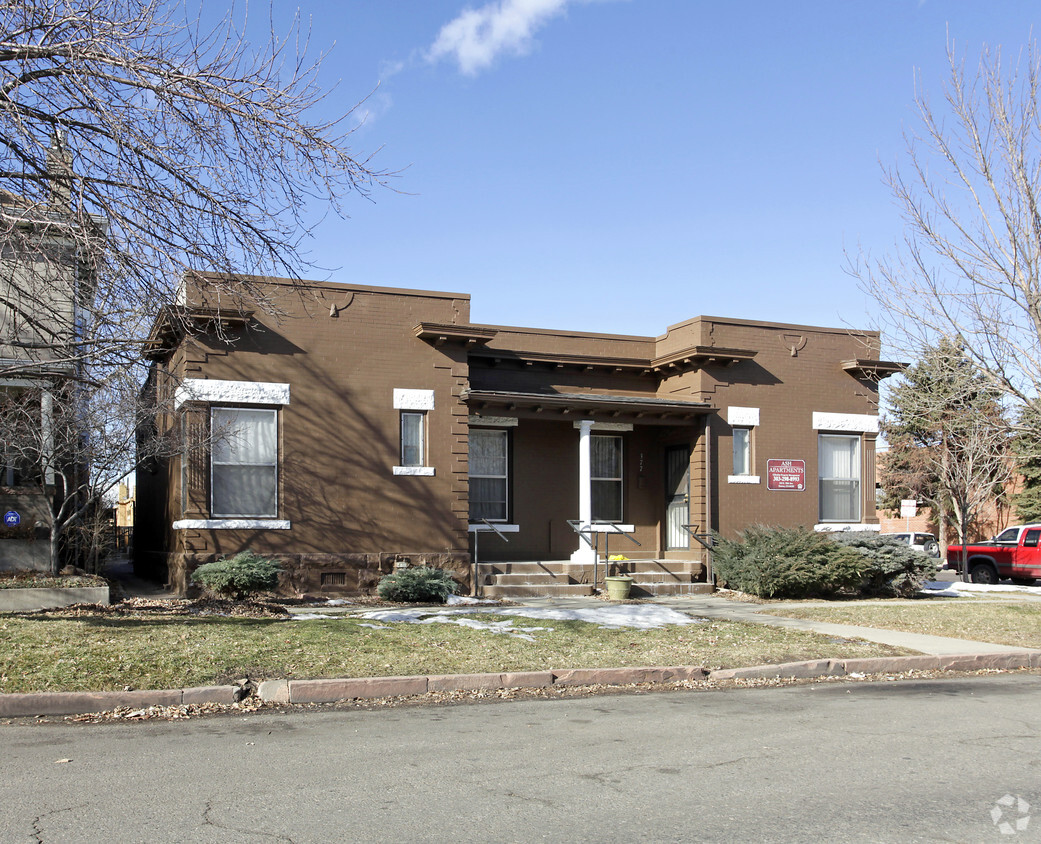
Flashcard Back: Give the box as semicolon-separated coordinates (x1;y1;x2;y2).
462;389;712;421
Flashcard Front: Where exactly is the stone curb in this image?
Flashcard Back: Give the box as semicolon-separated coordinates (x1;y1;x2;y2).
708;651;1041;681
0;686;235;718
4;652;1040;717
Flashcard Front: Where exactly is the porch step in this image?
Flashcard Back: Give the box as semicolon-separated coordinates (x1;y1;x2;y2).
482;583;596;599
616;571;694;584
492;572;577;586
609;561;702;577
478;562;571;577
630;582;714;597
477;559;711;598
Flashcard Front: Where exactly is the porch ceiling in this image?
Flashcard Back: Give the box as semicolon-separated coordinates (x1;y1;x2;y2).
465;343;757;376
462;389;711;423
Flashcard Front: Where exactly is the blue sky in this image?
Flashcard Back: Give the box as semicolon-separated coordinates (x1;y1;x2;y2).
257;1;1041;342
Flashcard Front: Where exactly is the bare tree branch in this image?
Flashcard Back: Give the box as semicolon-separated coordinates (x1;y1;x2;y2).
0;0;389;569
856;37;1041;408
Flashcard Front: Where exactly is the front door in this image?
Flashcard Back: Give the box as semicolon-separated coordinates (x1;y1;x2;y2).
665;445;690;550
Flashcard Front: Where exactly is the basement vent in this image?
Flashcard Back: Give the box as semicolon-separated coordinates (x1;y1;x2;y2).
321;572;347;587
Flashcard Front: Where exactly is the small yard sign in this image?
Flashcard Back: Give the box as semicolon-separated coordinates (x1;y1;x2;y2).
3;510;20;527
767;459;806;491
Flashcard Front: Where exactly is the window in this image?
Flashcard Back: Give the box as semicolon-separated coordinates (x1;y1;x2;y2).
211;407;277;518
469;429;508;521
818;434;860;522
591;435;623;522
400;412;424;467
1024;529;1041;548
996;527;1020;543
732;427;752;475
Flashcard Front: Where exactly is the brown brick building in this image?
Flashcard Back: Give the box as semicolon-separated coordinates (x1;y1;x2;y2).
136;274;901;596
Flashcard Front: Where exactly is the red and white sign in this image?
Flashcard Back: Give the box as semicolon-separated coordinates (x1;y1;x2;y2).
900;499;917;519
767;459;806;491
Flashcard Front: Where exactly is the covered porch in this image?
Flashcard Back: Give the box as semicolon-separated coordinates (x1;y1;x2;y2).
464;388;716;597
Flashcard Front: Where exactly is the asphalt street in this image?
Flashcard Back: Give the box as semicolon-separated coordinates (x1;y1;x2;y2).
2;673;1040;843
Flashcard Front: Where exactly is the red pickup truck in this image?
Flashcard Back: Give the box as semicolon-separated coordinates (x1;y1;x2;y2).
947;525;1041;585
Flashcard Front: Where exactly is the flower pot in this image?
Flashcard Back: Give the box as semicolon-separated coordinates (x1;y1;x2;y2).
604;575;633;600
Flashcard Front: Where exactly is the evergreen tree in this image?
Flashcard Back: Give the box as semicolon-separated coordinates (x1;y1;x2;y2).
1012;410;1041;523
881;339;1012;574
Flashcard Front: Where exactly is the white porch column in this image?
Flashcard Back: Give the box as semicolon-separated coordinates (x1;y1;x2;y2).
570;419;595;564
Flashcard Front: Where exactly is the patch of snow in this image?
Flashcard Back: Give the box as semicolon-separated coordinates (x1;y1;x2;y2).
477;604;705;629
920;585;964;598
356;608;549;640
357;623;390;630
354;603;704;631
325;599;350;606
291;612;336;620
359;610;430;623
445;594;498;605
923;581;1041;597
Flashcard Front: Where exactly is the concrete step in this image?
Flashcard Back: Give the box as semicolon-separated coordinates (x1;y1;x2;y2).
619;572;695;584
482;583;596;599
477;562;571;577
490;572;576;586
479;560;703;576
630;582;714;597
609;561;703;577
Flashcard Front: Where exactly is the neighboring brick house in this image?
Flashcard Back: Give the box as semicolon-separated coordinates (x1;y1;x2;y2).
135;273;902;596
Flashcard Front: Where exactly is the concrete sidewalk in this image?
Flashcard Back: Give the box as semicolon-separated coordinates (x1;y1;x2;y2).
514;593;1041;656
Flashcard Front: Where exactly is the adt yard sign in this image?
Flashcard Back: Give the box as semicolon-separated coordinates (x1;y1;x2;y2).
767;459;806;491
3;510;20;527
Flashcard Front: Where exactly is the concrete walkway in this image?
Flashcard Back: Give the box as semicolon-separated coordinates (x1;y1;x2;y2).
515;593;1041;656
103;553;173;600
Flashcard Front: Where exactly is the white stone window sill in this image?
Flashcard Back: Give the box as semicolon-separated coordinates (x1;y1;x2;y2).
727;475;761;484
393;466;435;476
468;523;520;533
589;524;635;533
173;519;291;530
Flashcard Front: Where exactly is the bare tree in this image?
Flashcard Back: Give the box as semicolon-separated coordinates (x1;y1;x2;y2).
0;1;386;570
856;37;1041;409
0;0;385;376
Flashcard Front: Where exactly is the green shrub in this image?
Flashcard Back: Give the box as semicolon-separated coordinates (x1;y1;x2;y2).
831;532;939;597
377;566;459;603
712;525;865;599
191;551;282;599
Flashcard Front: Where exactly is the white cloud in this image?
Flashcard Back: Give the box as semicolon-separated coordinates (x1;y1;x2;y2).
427;0;577;76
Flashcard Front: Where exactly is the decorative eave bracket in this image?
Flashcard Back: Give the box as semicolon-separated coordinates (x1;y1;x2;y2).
414;322;497;347
841;358;907;381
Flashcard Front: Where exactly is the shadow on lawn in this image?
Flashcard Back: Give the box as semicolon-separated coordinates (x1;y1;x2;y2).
3;613;290;631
